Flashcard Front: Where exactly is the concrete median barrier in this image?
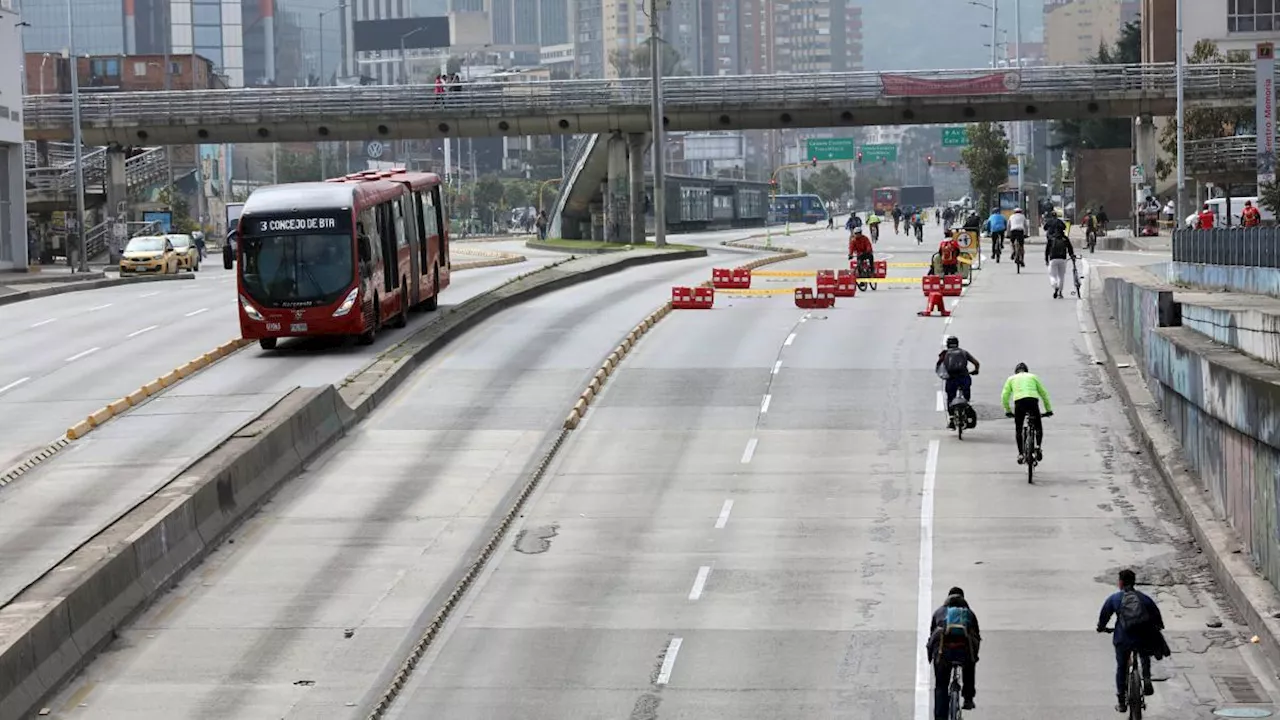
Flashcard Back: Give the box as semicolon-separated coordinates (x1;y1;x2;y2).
0;273;196;308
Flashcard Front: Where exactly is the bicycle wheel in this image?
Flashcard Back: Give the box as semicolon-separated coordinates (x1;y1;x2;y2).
1127;654;1144;720
950;667;965;720
1024;426;1035;483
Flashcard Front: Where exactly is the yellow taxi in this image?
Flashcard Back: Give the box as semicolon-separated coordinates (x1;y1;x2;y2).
165;233;201;272
119;235;180;275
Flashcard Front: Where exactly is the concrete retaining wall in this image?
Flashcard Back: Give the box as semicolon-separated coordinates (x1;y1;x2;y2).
1102;267;1280;595
1170;261;1280;299
1180;301;1280;368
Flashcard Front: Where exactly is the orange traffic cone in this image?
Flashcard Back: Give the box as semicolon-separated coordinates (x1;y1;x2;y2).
917;291;950;317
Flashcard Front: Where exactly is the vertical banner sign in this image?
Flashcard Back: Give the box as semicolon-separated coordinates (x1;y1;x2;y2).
1257;42;1275;185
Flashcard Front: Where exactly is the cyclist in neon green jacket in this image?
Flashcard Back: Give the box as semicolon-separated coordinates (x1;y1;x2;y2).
1001;363;1054;464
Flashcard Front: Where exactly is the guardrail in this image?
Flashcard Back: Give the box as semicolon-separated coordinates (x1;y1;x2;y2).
19;63;1256;130
25;147;168;195
1184;135;1271;176
1173;227;1280;268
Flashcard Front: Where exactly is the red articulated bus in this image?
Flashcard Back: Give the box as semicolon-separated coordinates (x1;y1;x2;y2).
235;172;451;350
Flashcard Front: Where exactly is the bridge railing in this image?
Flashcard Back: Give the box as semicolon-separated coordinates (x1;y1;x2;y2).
1184;135;1272;174
1173;227;1280;268
20;63;1257;127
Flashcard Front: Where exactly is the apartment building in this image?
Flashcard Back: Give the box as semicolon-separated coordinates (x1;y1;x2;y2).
1043;0;1138;64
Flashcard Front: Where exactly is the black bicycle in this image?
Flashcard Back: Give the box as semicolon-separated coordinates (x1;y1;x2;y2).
856;256;879;292
1101;627;1145;719
1009;410;1052;483
991;234;1003;263
947;661;966;719
1071;257;1082;298
1010;237;1025;273
948;373;977;440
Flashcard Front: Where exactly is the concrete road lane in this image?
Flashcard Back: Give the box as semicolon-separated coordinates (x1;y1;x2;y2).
381;232;1276;719
0;251;600;608
40;250;748;719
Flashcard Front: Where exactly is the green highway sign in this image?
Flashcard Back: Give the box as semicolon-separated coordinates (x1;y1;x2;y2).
941;127;969;147
860;143;898;162
806;137;856;161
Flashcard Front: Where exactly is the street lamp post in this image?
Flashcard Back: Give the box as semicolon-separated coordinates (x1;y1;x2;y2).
1014;0;1023;212
1176;0;1186;222
649;0;667;247
399;26;429;84
970;0;998;68
66;0;88;272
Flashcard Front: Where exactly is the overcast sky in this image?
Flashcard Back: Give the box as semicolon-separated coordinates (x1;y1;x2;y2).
861;0;1043;71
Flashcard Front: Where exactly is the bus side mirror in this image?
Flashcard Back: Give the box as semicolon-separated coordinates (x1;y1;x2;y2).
358;236;372;263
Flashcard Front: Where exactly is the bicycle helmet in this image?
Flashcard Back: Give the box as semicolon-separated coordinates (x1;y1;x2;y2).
1015;362;1029;373
945;336;959;349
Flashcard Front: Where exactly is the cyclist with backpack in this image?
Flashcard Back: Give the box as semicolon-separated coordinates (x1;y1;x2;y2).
1097;569;1169;714
927;586;981;718
937;336;980;430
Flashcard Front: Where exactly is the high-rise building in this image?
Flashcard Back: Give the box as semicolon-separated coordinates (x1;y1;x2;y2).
1044;0;1137;65
1;0;27;269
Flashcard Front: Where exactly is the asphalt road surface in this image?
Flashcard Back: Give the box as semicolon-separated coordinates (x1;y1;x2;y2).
49;226;1265;720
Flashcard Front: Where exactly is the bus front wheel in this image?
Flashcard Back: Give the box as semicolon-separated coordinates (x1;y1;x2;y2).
258;337;277;350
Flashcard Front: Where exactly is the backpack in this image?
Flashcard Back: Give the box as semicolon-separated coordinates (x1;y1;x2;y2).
937;606;973;661
1118;589;1150;630
1049;234;1069;259
943;348;969;377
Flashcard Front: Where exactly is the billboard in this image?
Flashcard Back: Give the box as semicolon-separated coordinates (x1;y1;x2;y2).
352;17;450;52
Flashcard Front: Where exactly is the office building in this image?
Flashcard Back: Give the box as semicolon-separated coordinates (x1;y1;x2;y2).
1044;0;1138;64
1;0;26;269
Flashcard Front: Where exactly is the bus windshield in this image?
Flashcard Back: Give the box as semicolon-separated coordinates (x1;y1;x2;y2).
240;233;354;307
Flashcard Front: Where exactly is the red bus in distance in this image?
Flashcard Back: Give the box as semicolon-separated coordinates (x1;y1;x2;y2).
235;174;450;349
872;187;899;215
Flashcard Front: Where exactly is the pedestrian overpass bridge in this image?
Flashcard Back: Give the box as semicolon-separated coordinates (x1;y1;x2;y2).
22;63;1256;146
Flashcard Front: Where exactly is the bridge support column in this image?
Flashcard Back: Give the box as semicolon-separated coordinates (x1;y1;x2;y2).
605;132;632;243
628;133;648;244
1135;114;1158;205
106;146;129;263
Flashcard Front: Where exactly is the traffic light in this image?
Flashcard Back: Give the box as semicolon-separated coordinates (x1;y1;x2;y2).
811;157;819;168
926;155;934;167
950;162;958;171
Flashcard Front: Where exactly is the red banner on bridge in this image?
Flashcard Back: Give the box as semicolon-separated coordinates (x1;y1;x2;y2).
879;71;1021;96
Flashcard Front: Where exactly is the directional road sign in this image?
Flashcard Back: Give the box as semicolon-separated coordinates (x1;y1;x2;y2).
941;127;969;147
806;137;856;161
860;143;898;162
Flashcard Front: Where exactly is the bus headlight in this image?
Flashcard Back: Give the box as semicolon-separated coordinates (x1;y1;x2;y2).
239;294;264;321
332;287;360;317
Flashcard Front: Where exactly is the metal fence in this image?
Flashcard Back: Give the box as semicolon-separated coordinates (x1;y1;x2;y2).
1173;227;1280;268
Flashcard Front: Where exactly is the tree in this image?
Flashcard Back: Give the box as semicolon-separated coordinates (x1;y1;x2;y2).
473;174;506;225
853;163;901;206
502;178;535;209
960;122;1010;212
1260;181;1280;215
277;149;321;183
1156;40;1254;179
156;186;198;233
808;165;853;204
446;56;463;75
1050;21;1139;151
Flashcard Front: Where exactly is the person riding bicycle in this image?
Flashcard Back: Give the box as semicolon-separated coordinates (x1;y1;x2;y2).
927;586;981;718
1044;216;1076;299
939;231;962;276
937;336;980;429
892;205;904;234
913;210;925;241
985;209;1007;248
1008;208;1029;263
1097;569;1170;714
849;230;875;276
962;211;982;233
846;213;863;232
1000;362;1053;464
866;212;882;242
1095;205;1109;232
